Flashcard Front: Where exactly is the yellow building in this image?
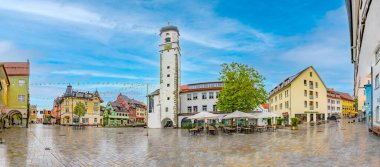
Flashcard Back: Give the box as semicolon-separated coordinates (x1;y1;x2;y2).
338;92;356;117
59;85;103;126
0;64;10;118
269;66;328;124
0;62;30;128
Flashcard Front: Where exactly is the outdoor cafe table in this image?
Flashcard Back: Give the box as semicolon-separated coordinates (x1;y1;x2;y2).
189;128;199;135
224;127;236;133
242;127;251;134
208;126;216;135
256;126;266;133
267;125;276;132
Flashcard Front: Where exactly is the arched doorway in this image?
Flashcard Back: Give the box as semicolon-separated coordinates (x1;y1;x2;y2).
180;117;192;128
7;110;22;127
161;118;173;128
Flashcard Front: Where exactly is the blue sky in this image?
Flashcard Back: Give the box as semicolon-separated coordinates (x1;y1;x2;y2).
0;0;352;109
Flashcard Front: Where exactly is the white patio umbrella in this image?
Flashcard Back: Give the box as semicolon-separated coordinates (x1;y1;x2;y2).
223;111;256;132
187;112;219;129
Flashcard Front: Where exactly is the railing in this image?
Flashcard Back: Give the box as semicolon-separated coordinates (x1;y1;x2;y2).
309;85;314;89
309;95;314;99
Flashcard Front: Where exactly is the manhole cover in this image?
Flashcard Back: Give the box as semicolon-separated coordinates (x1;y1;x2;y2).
45;147;51;150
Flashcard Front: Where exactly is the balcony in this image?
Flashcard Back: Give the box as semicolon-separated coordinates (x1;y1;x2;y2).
309;105;314;110
309;85;314;89
309;95;314;99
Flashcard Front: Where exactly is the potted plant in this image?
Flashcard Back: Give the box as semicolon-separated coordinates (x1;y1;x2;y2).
276;118;285;129
290;117;300;130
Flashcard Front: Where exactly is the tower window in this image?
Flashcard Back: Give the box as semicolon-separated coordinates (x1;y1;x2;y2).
167;74;170;77
310;72;312;77
167;97;170;100
167;84;170;87
165;37;171;42
165;107;168;112
167;66;170;69
166;33;170;36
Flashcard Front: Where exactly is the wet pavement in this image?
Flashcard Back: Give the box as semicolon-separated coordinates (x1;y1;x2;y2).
0;121;379;167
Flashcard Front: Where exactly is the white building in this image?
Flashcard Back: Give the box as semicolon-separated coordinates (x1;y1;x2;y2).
346;0;380;135
147;26;270;128
327;88;342;117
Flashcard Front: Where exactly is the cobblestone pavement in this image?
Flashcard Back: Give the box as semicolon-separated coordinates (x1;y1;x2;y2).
0;121;379;167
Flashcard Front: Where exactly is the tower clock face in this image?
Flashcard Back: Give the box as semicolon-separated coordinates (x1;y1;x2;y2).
164;44;172;50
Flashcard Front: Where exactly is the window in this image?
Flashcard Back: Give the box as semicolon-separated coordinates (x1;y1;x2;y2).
337;101;340;104
376;74;379;89
328;99;330;103
304;101;307;108
18;95;25;102
94;102;98;107
193;93;198;100
167;84;170;87
285;101;289;108
65;108;69;113
18;80;25;86
167;97;170;100
209;92;214;99
304;90;307;96
40;111;43;114
310;72;312;77
165;37;171;42
202;93;207;99
279;93;282;100
315;82;318;88
213;105;216;111
166;33;170;36
202;105;207;111
337;107;340;111
328;106;330;110
304;80;307;86
275;96;277;102
94;118;97;123
316;92;318;98
279;103;283;110
167;74;170;77
193;106;198;112
316;102;318;108
82;118;89;123
94;109;98;114
216;92;219;98
165;107;169;112
167;66;170;69
187;94;192;100
275;105;277;111
187;106;192;112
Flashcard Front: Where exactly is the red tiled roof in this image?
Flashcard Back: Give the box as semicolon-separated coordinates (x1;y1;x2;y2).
1;62;30;76
180;81;223;93
261;103;269;109
327;88;341;99
336;91;354;101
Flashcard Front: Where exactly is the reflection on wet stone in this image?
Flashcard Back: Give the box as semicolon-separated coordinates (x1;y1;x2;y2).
0;123;379;166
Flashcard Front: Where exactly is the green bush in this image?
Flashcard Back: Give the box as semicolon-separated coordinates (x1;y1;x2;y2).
276;118;284;125
291;117;300;127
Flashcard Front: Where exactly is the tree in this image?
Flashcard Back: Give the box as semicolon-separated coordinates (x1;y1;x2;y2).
74;102;86;126
217;62;267;113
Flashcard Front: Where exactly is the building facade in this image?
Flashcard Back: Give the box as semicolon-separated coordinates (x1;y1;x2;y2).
338;92;356;117
59;85;103;126
327;88;342;117
103;102;129;127
148;25;181;128
363;83;372;130
269;66;328;124
0;62;30;128
115;94;147;124
29;104;37;123
346;0;380;134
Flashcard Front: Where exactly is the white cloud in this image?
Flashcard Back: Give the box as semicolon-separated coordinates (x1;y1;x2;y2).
51;70;156;80
281;7;350;67
0;40;41;61
0;0;115;28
